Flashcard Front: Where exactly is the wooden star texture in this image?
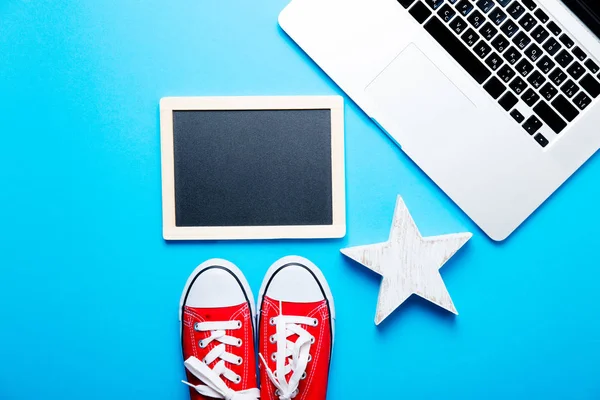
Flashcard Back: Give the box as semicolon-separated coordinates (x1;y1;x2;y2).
341;196;472;325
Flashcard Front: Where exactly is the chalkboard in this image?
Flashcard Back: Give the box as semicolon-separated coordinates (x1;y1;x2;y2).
160;96;346;240
172;109;332;227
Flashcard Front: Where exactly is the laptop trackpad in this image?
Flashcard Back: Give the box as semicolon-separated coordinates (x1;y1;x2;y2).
365;43;475;147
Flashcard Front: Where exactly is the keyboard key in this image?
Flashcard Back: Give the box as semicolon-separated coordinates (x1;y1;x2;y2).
492;35;510;52
462;28;481;46
521;0;536;11
507;2;525;19
498;0;512;6
559;34;574;48
513;32;531;50
438;4;458;21
585;59;599;74
572;46;587;61
534;133;549;147
524;43;542;62
510;76;528;94
555;50;574;68
450;16;469;34
534;9;549;23
542;37;561;56
511;109;525;122
485;52;504;70
531;25;549;43
573;92;592;110
398;0;417;8
518;13;537;31
552;94;579;121
539;82;558;100
477;0;496;13
580;74;600;98
533;101;566;133
410;1;433;23
527;70;546;88
549;68;567;85
522;115;542;134
503;46;522;64
424;17;492;84
498;64;516;82
561;79;580;98
537;56;555;74
547;22;562;36
425;0;445;9
484;76;507;98
468;10;486;28
567;61;585;80
522;88;540;106
499;91;519;110
516;59;534;76
501;20;519;37
474;40;493;58
480;22;498;40
457;0;475;16
489;8;507;25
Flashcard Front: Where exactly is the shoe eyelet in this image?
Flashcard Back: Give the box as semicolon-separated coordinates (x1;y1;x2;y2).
235;320;242;328
271;352;277;361
193;322;201;331
269;317;276;326
202;358;208;364
312;318;319;326
236;338;243;347
234;375;241;384
292;389;299;398
269;335;276;343
275;389;281;396
310;336;315;344
236;357;243;365
307;354;312;362
301;371;307;380
198;340;206;348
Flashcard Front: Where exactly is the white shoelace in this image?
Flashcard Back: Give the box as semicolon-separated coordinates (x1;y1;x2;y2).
182;320;260;400
259;303;318;400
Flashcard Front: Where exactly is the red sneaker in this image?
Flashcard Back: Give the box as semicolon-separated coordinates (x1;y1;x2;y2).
257;256;335;400
179;259;260;400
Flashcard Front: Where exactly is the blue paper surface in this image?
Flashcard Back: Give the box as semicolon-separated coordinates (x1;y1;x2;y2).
0;1;599;399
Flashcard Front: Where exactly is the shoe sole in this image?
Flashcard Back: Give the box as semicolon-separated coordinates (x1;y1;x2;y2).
256;255;336;347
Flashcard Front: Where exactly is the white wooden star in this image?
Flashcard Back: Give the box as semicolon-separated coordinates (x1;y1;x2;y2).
341;196;472;325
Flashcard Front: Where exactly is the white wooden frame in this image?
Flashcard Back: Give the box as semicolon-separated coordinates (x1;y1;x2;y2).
160;96;346;240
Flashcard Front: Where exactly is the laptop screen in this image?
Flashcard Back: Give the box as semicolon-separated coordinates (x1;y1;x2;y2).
560;0;600;39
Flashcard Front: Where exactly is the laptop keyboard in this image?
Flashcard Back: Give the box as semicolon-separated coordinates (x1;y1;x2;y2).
399;0;600;148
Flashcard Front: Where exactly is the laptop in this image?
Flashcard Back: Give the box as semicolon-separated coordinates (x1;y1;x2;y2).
279;0;600;240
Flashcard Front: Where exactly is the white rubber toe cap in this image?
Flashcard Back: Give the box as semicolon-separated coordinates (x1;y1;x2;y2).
183;260;249;308
263;259;326;303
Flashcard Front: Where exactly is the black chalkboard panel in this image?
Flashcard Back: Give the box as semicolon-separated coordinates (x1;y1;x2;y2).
172;109;333;227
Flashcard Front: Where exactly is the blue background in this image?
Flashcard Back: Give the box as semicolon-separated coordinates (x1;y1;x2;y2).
1;0;599;398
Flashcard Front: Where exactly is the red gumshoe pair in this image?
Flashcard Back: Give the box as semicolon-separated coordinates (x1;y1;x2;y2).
179;256;335;400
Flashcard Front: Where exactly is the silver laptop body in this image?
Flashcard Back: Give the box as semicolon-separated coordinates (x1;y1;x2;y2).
279;0;600;240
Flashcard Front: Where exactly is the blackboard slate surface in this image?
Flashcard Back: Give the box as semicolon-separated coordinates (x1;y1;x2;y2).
172;109;333;227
